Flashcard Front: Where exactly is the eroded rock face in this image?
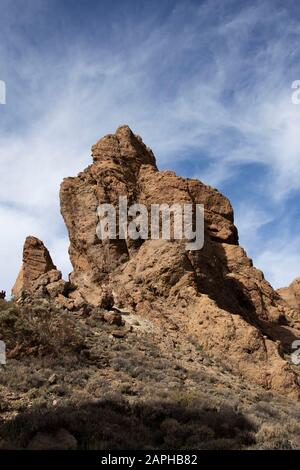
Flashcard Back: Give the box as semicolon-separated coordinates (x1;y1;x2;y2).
58;126;300;396
278;278;300;312
12;236;65;301
60;126;158;305
13;126;300;397
60;125;238;305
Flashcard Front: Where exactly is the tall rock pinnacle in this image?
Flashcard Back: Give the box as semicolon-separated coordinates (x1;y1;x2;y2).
12;236;64;301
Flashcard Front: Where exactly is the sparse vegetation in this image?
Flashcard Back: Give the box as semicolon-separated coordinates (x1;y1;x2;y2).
0;398;256;450
1;298;300;450
0;299;85;357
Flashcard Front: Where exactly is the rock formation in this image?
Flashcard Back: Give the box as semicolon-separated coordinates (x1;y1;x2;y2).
13;126;300;397
12;236;66;303
278;278;300;312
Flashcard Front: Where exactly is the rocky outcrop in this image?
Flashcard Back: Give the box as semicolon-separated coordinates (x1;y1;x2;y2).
13;126;300;397
278;278;300;312
58;125;300;397
60;125;238;305
12;236;66;303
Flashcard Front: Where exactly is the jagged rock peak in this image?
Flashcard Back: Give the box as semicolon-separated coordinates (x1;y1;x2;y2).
12;236;63;301
91;125;157;170
15;236;56;283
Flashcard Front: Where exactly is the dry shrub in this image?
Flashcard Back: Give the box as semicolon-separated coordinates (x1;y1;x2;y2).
0;300;85;357
255;423;292;449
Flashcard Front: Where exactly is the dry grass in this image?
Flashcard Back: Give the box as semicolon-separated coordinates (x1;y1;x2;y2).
1;298;300;450
0;299;85;357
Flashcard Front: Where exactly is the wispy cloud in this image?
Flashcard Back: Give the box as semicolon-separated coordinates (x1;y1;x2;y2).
1;0;300;292
255;234;300;288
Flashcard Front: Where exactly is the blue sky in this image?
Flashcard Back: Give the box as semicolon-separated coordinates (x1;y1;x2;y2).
1;0;300;293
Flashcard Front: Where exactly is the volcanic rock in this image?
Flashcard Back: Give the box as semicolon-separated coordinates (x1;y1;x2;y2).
58;125;300;396
103;311;124;326
12;126;300;397
12;236;65;302
278;278;300;312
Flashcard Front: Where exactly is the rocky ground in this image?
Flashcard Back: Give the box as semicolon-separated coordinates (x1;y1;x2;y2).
1;298;300;450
